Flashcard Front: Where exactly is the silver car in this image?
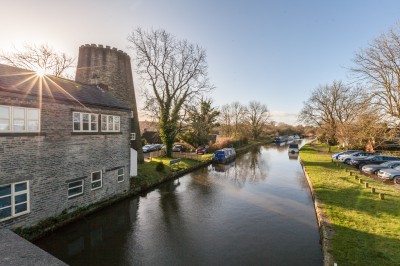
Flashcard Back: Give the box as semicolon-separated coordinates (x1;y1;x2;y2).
338;151;374;164
361;161;400;174
377;165;400;184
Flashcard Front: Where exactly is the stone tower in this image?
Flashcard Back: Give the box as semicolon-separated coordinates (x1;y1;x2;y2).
75;44;144;162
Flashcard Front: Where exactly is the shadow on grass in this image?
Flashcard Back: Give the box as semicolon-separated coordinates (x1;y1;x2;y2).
332;224;399;266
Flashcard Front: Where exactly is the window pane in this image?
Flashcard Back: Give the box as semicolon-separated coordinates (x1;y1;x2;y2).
15;194;27;204
69;181;83;188
91;122;97;131
13;120;25;131
0;119;10;131
115;123;120;131
68;187;83;197
114;116;120;123
13;107;25;119
118;176;124;182
0;106;9;119
108;116;113;130
74;122;80;131
118;168;123;175
82;122;89;130
0;196;11;208
15;182;27;192
73;113;81;123
0;207;11;219
14;203;27;214
27;109;39;120
92;181;101;189
92;172;101;181
90;114;97;123
82;114;89;122
28;121;39;131
0;185;11;197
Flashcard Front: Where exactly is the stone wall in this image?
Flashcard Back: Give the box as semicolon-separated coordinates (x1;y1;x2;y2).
0;93;131;229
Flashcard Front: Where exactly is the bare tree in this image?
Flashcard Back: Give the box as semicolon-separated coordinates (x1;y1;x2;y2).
218;104;233;137
245;101;270;140
0;43;74;77
299;81;370;145
128;28;213;157
231;101;247;137
351;24;400;120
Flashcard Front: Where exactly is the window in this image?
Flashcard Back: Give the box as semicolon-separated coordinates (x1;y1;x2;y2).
0;105;40;133
91;171;102;190
73;112;98;132
117;168;124;183
68;180;84;198
0;181;30;221
101;115;120;132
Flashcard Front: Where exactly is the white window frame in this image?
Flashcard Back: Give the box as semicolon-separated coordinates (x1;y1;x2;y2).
91;171;103;190
73;112;98;132
0;181;30;221
0;105;40;133
101;114;120;132
117;168;124;183
67;180;84;199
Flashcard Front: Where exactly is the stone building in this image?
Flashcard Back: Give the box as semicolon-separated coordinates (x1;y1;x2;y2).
0;44;142;229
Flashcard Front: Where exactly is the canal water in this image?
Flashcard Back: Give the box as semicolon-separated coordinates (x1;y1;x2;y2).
35;141;322;266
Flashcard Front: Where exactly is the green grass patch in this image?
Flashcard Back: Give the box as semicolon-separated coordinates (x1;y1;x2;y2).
300;143;400;265
133;157;202;191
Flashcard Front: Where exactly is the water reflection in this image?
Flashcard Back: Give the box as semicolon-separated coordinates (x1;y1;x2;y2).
288;152;299;160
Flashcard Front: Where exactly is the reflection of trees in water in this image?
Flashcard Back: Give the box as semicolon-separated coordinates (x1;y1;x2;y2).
210;146;270;188
158;180;181;225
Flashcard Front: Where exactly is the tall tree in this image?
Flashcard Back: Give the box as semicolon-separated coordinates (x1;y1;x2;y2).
299;81;369;145
231;101;247;137
179;98;220;147
128;28;213;157
245;101;270;140
351;24;400;120
0;43;74;78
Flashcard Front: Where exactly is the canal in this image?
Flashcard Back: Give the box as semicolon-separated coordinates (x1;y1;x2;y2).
35;141;323;265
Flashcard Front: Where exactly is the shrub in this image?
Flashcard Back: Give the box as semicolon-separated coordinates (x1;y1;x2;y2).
155;162;165;172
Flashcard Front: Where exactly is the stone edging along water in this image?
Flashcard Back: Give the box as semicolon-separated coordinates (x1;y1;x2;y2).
299;159;335;266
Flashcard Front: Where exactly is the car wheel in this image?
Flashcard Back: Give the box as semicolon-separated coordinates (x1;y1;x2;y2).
358;164;365;169
345;159;350;164
394;176;400;185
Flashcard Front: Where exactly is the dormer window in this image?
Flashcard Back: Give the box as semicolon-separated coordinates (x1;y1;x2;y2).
73;112;98;132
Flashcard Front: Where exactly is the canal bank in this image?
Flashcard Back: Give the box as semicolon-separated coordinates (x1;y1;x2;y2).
14;140;272;242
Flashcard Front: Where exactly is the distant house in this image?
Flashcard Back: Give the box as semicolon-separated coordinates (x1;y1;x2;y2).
0;44;142;229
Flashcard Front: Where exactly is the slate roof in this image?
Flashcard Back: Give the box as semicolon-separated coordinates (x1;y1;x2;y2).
0;64;130;110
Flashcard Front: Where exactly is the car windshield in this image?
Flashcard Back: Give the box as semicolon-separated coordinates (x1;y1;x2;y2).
381;162;392;166
393;165;400;170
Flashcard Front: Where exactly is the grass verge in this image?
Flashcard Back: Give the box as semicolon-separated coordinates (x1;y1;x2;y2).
300;143;400;265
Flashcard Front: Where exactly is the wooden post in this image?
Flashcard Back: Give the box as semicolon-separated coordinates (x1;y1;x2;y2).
359;178;363;184
350;171;353;176
365;182;369;188
379;193;385;200
371;187;375;193
345;168;348;172
355;175;358;180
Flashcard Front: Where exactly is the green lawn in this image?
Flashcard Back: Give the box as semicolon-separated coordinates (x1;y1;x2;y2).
300;143;400;266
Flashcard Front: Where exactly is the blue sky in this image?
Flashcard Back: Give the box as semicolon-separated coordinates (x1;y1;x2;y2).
1;0;400;124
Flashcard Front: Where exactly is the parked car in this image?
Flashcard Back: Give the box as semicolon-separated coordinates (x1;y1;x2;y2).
361;160;400;174
288;143;299;153
338;151;375;164
172;145;185;152
350;155;400;169
377;165;400;184
152;144;163;150
331;150;360;160
142;144;155;153
196;145;209;154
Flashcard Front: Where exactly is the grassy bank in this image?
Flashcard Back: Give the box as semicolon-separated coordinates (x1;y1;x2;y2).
300;143;400;265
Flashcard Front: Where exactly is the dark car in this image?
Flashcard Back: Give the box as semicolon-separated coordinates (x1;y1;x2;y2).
152;144;163;150
196;145;209;154
350;155;400;169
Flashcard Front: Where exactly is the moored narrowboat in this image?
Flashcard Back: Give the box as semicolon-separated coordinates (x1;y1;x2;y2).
212;148;236;164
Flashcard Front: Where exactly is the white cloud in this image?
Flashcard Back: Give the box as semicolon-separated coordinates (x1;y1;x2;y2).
269;111;299;125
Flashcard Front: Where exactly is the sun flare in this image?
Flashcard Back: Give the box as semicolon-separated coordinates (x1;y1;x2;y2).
35;67;46;77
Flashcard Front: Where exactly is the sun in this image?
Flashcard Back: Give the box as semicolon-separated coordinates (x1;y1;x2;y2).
35;67;47;77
